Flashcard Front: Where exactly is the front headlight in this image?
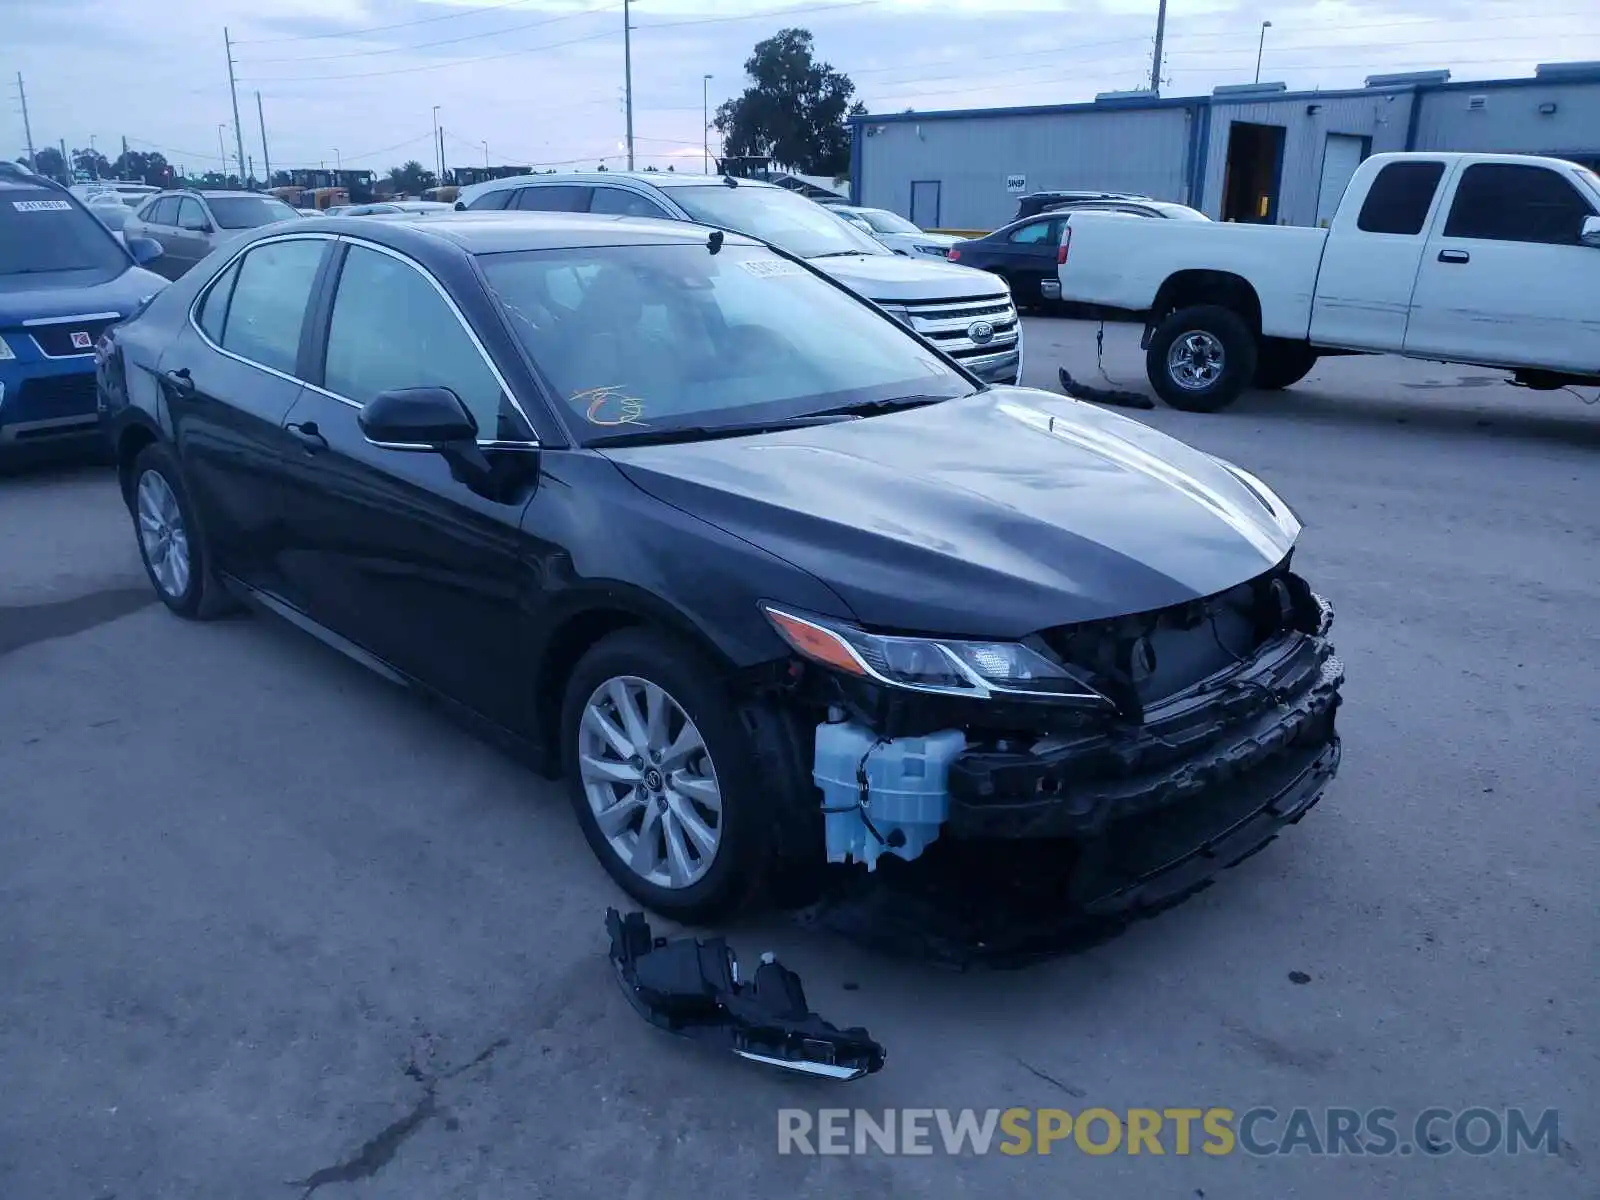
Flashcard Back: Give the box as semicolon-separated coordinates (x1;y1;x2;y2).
914;243;947;256
762;605;1112;705
877;303;911;327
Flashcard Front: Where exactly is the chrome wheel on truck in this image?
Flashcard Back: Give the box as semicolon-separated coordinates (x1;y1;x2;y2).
1146;304;1258;413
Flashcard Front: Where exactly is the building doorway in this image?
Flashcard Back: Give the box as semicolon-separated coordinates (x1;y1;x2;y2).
1316;133;1370;226
910;180;941;229
1221;121;1286;223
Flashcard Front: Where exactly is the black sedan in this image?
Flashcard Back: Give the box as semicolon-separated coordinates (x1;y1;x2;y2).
949;199;1209;308
98;211;1342;923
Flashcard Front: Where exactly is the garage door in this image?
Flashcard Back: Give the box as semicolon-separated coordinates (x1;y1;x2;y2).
1317;134;1369;227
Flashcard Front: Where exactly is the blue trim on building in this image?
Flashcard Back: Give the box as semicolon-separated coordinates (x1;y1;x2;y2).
845;69;1600;130
1189;102;1213;210
1403;90;1424;151
850;124;863;203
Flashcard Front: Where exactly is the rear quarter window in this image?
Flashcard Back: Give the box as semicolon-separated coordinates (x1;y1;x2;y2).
1356;161;1445;235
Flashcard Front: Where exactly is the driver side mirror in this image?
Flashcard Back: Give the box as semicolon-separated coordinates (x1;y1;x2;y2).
182;219;213;233
358;386;478;449
126;236;164;265
1582;215;1600;248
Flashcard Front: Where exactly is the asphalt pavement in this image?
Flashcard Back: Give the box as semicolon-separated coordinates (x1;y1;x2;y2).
2;319;1595;1199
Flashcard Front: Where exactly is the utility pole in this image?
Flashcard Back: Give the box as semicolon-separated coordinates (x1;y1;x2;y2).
431;105;441;182
256;91;272;185
59;138;68;183
15;74;36;170
1149;0;1168;94
483;140;489;169
623;0;635;169
218;124;228;179
702;74;713;174
224;27;247;187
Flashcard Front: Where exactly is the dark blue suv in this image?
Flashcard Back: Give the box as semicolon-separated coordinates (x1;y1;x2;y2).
0;163;167;454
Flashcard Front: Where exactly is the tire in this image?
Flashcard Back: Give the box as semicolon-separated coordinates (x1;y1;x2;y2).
127;442;238;620
560;627;813;922
1145;304;1258;412
1253;342;1319;390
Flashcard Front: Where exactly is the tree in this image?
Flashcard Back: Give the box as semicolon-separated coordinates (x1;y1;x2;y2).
386;160;435;195
71;147;111;180
712;29;863;176
29;145;68;182
109;150;173;186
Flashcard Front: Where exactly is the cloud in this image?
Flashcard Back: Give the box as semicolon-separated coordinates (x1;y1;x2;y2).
6;0;1597;175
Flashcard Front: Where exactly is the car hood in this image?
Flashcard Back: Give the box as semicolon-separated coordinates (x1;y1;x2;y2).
805;252;1008;303
604;387;1301;637
0;264;167;325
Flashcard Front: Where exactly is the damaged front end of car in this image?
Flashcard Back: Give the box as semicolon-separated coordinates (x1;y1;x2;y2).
759;554;1343;964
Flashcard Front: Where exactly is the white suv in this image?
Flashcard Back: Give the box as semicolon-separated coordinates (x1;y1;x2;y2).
455;172;1023;385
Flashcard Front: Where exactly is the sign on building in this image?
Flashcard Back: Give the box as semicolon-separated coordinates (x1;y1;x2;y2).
1005;174;1026;193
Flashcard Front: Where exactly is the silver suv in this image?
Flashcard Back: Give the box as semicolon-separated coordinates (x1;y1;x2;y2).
122;190;299;279
455;172;1022;385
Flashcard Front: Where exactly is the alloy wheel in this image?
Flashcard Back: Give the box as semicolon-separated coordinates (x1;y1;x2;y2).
136;470;191;599
577;675;723;890
1167;330;1226;390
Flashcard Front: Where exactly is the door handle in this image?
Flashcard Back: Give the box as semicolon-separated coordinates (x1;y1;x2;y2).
1438;249;1471;264
286;421;327;452
162;367;195;395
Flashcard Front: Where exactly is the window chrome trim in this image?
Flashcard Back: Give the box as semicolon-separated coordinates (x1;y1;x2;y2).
183;230;540;449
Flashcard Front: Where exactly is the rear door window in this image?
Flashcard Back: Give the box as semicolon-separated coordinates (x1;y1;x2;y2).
466;189;514;211
1006;219;1055;245
590;187;668;218
176;197;208;231
196;259;241;341
217;238;328;375
1356;161;1445;235
513;185;591;212
1442;163;1597;245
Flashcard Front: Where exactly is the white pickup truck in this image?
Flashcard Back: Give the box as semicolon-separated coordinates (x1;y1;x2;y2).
1054;152;1600;411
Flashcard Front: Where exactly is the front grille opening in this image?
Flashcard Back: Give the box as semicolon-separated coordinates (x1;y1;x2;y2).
1040;567;1306;712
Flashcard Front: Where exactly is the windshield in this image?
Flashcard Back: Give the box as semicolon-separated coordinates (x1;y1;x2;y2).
480;242;973;444
207;196;298;229
670;185;889;259
859;209;921;235
0;190;128;276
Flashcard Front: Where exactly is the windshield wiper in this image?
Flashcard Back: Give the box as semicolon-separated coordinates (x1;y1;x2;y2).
805;394;955;419
808;250;867;259
586;413;855;448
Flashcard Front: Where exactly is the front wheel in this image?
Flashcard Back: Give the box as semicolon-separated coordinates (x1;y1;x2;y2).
560;628;808;922
1145;305;1258;412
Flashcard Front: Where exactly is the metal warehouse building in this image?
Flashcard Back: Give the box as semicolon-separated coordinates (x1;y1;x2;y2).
849;61;1600;231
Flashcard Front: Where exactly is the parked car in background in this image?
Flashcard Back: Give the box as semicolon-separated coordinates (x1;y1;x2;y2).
86;191;132;232
98;210;1342;923
1055;151;1600;411
455;171;1022;384
0;162;165;455
951;201;1208;308
329;201;455;217
829;204;960;259
122;190;300;279
1013;189;1153;221
71;181;161;210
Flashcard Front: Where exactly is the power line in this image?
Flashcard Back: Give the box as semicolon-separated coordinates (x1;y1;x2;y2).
240;4;621;64
232;0;548;46
634;0;878;31
238;27;619;84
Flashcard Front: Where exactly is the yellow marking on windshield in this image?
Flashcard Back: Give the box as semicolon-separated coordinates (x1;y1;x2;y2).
574;385;648;427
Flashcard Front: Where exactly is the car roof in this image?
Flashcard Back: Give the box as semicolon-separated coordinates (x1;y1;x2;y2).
287;209;768;255
466;171;780;194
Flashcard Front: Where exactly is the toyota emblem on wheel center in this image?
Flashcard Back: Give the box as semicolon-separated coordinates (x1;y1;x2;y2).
967;320;995;346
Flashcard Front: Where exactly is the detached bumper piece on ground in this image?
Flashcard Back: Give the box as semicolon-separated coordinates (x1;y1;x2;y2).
605;909;887;1081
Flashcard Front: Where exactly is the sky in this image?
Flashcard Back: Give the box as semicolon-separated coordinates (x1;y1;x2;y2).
6;0;1599;179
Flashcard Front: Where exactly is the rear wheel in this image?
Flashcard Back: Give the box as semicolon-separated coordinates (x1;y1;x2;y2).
1145;305;1258;413
128;443;237;620
1253;342;1319;390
